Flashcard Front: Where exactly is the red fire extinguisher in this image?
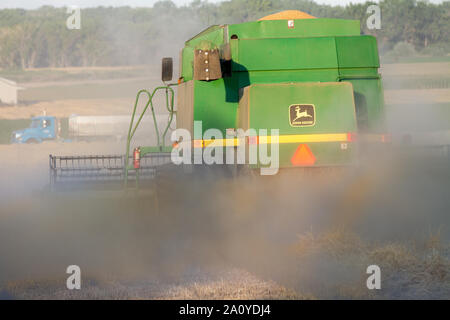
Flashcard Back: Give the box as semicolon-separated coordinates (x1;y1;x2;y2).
133;147;140;169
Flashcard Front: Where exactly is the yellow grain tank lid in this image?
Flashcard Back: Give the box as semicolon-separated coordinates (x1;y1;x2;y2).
259;10;316;21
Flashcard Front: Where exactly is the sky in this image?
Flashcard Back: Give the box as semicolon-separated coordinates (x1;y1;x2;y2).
0;0;445;10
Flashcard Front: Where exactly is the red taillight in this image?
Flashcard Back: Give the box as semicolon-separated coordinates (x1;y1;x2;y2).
248;136;259;145
133;147;140;169
381;133;391;143
347;132;357;142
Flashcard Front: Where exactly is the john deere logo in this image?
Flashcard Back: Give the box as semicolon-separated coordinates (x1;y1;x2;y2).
289;104;315;127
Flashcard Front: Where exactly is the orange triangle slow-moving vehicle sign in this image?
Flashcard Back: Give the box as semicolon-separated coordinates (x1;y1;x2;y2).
291;144;316;166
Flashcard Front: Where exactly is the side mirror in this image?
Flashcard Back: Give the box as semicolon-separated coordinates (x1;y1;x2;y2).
162;57;173;82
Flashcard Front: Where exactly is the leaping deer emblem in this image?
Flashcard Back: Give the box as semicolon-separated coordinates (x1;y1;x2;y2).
293;106;312;122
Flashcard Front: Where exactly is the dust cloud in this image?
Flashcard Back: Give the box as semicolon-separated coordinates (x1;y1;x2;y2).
0;136;448;299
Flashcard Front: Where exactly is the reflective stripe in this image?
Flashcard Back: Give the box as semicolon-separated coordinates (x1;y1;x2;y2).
203;138;241;147
260;133;348;144
193;133;349;148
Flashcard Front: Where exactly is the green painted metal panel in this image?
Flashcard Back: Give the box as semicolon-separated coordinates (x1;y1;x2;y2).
193;78;239;136
334;36;384;133
185;25;224;48
228;19;360;39
242;82;357;167
346;78;386;132
232;37;338;71
240;70;339;86
338;68;379;78
336;36;379;68
245;82;356;134
181;47;194;81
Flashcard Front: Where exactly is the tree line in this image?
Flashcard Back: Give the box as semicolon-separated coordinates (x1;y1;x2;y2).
0;0;448;69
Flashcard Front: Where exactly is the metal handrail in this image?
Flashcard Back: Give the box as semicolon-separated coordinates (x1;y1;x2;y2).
124;84;176;187
124;86;175;167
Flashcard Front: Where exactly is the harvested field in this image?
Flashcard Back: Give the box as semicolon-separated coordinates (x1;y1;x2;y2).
380;62;450;77
384;89;450;105
0;141;449;299
1;268;304;300
0;99;131;120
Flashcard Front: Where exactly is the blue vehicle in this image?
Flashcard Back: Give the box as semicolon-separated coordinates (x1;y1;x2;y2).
11;116;60;144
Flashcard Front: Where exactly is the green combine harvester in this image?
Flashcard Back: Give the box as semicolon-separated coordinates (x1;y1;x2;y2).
49;10;389;191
